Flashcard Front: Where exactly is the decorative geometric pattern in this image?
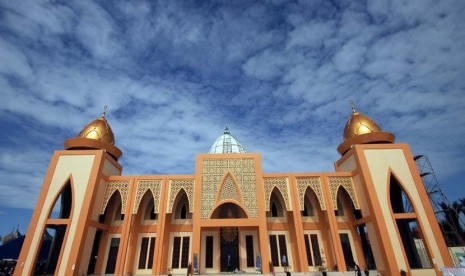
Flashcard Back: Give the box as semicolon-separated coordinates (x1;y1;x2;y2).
264;178;291;211
167;179;195;213
100;180;130;214
219;174;240;203
132;180;162;214
296;177;326;210
328;176;360;210
201;158;257;218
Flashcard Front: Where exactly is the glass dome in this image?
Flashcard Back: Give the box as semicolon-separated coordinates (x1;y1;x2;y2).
209;127;246;154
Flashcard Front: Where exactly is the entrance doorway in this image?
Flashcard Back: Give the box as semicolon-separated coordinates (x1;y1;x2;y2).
221;227;239;272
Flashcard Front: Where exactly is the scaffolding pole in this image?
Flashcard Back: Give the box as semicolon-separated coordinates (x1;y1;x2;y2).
414;154;465;247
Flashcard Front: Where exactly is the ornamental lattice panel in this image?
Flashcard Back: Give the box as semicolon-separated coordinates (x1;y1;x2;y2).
167;179;195;213
296;177;326;210
328;176;360;210
264;178;291;211
201;158;257;218
100;180;130;214
219;174;240;203
132;180;162;214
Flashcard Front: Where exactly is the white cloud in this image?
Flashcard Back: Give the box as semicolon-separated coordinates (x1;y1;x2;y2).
0;0;464;218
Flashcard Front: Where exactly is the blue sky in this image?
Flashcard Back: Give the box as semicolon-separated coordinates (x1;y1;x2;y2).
1;0;464;236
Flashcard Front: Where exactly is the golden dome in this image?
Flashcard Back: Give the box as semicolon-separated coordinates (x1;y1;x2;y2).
77;109;115;145
64;106;123;160
343;105;381;141
337;102;395;155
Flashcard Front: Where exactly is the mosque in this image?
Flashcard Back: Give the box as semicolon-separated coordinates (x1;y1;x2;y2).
14;105;452;276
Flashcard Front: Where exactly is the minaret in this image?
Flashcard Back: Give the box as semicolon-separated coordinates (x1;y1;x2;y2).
15;108;123;276
335;102;452;275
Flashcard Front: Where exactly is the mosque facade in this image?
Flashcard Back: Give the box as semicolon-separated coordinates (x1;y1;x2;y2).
14;106;452;276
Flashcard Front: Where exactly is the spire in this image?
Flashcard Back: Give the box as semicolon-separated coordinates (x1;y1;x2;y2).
224;126;230;135
350;100;357;114
101;105;108;118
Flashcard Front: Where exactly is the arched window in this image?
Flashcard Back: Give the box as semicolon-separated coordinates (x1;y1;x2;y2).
390;174;432;269
302;188;318;219
173;191;191;220
335;198;345;217
180;203;188;219
302;201;314;217
49;182;72;219
114;202;124;221
35;181;73;275
143;199;157;221
267;189;285;218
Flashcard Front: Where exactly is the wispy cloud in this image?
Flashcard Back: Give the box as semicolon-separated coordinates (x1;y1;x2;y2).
0;0;464;220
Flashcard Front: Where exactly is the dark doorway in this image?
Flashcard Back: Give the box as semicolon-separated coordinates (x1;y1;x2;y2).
220;228;239;272
105;238;120;274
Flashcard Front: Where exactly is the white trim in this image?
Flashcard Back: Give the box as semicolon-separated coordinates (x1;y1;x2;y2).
338;229;358;266
200;230;219;273
267;231;293;273
168;232;192;274
134;233;157;274
101;234;121;275
303;230;325;271
239;230;260;273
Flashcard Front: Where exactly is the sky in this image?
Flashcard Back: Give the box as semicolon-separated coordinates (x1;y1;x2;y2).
0;0;464;237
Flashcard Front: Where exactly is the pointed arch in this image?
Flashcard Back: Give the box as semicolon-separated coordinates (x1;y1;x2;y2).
167;179;194;213
302;187;317;217
216;171;243;205
335;187;350;217
133;180;161;215
100;181;130;214
38;176;75;275
264;178;291;211
136;190;157;221
267;187;287;217
388;171;433;269
297;177;326;211
48;176;74;220
100;189;124;225
172;189;191;219
328;177;360;210
388;171;415;214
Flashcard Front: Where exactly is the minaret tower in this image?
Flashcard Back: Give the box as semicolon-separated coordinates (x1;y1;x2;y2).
335;102;452;275
15;108;123;276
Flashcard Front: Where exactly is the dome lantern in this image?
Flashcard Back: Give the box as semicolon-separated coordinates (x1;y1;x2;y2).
337;101;395;155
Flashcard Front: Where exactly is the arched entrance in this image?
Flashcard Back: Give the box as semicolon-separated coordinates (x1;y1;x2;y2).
211;203;248;272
